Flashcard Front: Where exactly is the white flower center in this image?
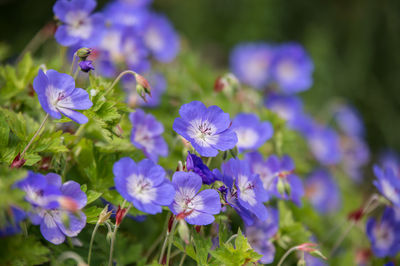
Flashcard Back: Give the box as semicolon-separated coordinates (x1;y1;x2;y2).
374;223;394;250
134;125;155;152
145;28;164;52
127;174;156;204
65;11;93;39
187;119;219;147
237;175;257;206
235;128;258;149
277;60;298;82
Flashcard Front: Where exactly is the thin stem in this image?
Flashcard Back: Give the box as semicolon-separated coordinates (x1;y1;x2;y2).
166;219;178;265
70;52;77;76
206;157;212;167
225;234;238;244
329;193;379;256
108;201;131;266
178;253;186;266
277;246;298;266
87;222;100;265
57;251;86;266
159;231;170;264
20;113;49;158
104;70;137;96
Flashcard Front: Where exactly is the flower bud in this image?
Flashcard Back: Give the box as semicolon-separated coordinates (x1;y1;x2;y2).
76;48;92;60
79;60;95;73
98;204;112;224
115;205;128;226
277;178;286;196
10;153;26;168
213;73;240;95
135;73;152;102
177;220;190;244
297;258;306;266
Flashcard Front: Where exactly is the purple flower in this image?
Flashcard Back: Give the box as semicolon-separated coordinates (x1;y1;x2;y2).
143;13;180;62
169;171;221;225
373;165;400;206
230;43;275;89
340;136;370;182
220;158;269;225
130;109;168;162
79;60;95;72
186;152;217;185
0;207;26;237
173;101;238;157
334;104;365;138
305;169;340;214
53;0;104;47
103;2;148;29
245;152;304;206
306;125;341;166
16;171;62;209
20;173;87;245
33;69;93;124
125;72;166;108
120;29;150;73
379;150;400;177
117;0;152;8
366;207;400;257
246;207;279;264
231;113;273;152
264;93;303;126
271;43;314;94
113;157;175;214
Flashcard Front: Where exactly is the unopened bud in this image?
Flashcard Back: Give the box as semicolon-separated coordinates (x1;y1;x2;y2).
309;250;327;260
98;204;112;224
195;225;201;233
76;48;92;60
79;60;95;73
135;73;151;102
10;153;26;168
115;205;128;226
214;73;240;95
178;220;190;244
59;196;79;212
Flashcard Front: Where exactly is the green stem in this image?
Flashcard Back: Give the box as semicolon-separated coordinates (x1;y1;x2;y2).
104;70;138;96
178;253;186;266
277;245;298;266
20;113;49;158
166;219;178;265
206;157;212;167
70;52;77;76
87;222;100;265
108;200;130;266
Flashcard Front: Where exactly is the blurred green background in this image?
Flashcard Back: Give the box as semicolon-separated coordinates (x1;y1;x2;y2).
0;0;399;154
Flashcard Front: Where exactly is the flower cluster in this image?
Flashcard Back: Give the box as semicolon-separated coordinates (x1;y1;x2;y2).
230;42;313;93
16;171;87;244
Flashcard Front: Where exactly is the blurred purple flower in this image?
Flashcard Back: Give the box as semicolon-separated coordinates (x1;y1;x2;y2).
173;101;238;157
245;152;304;206
246;207;279;264
230;43;275;89
0;207;26;237
130;109;168;162
373;165;400;207
220;158;269;225
33;69;92;124
366;207;400;257
305;169;340;214
231;113;273;153
334;104;365;138
113;157;175;214
271;43;314;94
169;172;221;225
143;13;180;62
20;173;87;245
53;0;104;47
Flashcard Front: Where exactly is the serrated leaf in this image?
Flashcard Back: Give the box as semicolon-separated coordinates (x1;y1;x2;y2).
0;114;9;147
86;190;103;205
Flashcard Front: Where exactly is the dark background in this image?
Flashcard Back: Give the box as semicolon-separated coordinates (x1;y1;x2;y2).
1;0;400;154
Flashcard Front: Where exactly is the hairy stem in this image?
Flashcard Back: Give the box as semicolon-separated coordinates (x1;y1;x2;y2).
178;253;186;266
166;219;178;265
87;222;100;265
277;245;298;266
104;70;138;96
20;113;49;158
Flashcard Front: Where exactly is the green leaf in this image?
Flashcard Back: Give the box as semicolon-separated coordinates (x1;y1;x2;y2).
83;205;104;224
0;114;9;147
210;228;262;266
86;190;103;205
